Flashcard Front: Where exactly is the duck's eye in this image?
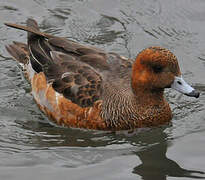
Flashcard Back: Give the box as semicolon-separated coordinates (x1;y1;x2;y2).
153;65;163;73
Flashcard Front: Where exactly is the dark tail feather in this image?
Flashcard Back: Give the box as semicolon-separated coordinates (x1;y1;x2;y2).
26;18;40;41
4;20;55;39
13;41;29;52
26;18;39;31
5;19;53;71
5;42;29;64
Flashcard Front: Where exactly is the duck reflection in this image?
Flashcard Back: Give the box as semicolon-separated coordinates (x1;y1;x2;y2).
17;119;205;179
131;127;205;180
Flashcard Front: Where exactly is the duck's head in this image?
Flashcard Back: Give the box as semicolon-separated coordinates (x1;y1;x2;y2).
132;47;199;98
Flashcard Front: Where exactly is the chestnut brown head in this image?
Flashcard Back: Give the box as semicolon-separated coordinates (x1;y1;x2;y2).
132;47;199;98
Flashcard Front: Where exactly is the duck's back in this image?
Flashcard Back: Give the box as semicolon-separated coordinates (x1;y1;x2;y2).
27;27;134;108
6;19;139;130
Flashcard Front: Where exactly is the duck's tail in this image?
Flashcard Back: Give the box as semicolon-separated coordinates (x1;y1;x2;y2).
5;19;55;40
5;19;55;65
5;41;29;65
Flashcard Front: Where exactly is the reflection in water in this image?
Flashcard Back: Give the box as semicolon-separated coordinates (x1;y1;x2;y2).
132;128;205;180
16;119;205;179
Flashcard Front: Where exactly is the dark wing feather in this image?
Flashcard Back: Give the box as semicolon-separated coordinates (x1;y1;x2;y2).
48;38;104;55
48;37;109;70
5;18;134;107
28;38;103;107
49;51;102;107
30;42;104;107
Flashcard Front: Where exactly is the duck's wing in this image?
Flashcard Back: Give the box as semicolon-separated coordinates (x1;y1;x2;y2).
46;51;103;107
5;19;109;108
5;19;133;107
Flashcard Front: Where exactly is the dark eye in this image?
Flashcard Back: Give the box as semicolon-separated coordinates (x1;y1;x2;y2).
153;65;163;73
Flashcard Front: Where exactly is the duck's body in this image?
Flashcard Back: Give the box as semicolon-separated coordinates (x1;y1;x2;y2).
5;19;199;131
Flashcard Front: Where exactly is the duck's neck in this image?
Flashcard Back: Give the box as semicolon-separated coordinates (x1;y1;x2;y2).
133;87;165;105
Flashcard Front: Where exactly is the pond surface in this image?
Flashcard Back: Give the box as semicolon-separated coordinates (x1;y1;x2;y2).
0;0;205;179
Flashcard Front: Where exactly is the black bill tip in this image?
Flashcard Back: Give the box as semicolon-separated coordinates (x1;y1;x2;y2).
185;90;200;98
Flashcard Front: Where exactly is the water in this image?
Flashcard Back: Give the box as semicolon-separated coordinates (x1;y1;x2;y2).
0;0;205;179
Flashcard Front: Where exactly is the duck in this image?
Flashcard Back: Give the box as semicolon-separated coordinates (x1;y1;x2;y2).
5;18;199;131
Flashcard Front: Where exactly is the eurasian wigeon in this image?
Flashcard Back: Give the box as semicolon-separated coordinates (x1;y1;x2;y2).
5;19;199;131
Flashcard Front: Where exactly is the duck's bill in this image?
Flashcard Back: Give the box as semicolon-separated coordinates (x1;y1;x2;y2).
171;76;200;98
